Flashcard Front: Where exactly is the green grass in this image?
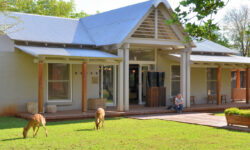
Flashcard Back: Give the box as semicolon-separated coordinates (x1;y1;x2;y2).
214;112;225;116
0;117;250;150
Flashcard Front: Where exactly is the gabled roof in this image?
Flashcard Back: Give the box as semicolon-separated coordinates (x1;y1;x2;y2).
2;0;237;55
2;12;94;45
2;0;177;46
79;0;153;46
193;39;238;54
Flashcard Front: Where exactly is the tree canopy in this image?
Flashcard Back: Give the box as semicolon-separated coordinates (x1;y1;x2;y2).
167;0;229;45
223;6;249;56
0;0;88;18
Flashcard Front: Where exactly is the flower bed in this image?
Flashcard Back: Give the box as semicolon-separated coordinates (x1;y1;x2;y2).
225;108;250;128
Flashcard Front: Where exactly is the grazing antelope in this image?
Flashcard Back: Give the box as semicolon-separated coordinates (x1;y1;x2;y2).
95;108;105;130
23;114;48;138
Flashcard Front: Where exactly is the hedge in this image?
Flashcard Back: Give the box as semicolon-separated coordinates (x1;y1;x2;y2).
224;107;250;118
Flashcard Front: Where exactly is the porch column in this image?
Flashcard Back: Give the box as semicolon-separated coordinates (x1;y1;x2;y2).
100;65;104;98
38;61;44;113
236;69;240;88
180;49;191;107
180;51;187;107
217;66;221;105
113;65;117;106
246;67;250;104
138;64;142;105
186;51;191;107
82;62;87;112
117;49;124;111
124;43;130;111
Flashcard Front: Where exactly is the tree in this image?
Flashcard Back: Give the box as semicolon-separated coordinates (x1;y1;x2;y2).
223;6;249;56
0;0;90;35
0;0;21;35
167;0;228;42
1;0;88;18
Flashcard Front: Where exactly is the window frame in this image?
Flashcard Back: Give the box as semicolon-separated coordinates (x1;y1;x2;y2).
170;65;180;97
47;63;72;103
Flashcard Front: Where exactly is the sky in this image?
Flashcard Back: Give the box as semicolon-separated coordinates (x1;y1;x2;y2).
73;0;250;24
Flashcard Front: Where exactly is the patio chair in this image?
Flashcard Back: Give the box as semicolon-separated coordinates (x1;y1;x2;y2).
221;94;227;104
190;96;196;105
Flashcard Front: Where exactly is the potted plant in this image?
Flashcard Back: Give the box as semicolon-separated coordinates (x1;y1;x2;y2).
225;108;250;128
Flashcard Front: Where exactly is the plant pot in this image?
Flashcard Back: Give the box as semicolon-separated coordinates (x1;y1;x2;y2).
88;98;106;110
225;114;250;128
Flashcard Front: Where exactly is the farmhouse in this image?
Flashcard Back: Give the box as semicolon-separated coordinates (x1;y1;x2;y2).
0;0;249;114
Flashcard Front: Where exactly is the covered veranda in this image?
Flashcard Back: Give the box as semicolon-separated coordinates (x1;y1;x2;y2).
170;53;250;105
16;45;122;113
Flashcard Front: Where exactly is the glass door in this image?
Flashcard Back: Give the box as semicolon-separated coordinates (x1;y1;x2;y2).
141;65;150;104
102;65;114;105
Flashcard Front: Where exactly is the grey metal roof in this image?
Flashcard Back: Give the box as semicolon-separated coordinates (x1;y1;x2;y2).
3;0;172;46
79;0;153;46
170;54;250;64
2;12;94;45
193;39;238;54
15;45;121;60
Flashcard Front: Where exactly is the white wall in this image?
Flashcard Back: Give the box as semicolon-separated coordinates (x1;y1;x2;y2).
157;52;179;105
190;67;231;104
0;35;14;52
190;68;207;104
0;35;38;113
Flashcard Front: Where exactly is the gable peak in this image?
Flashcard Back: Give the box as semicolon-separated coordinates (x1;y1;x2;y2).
152;0;171;8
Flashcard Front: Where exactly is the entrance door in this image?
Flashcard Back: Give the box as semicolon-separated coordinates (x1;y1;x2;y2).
129;65;139;104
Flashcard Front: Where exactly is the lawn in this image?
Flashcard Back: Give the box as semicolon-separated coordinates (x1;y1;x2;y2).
0;117;249;150
214;112;225;116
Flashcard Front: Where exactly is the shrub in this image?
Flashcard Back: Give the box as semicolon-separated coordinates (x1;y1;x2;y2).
224;108;250;118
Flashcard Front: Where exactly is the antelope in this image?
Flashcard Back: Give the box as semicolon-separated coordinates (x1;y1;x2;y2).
23;114;48;138
95;108;105;130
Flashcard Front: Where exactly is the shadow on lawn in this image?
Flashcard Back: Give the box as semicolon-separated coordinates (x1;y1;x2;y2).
1;137;23;141
0;116;123;130
76;128;95;132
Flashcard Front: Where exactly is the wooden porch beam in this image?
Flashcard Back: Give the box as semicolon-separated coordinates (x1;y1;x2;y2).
38;61;44;113
236;69;240;88
217;66;221;105
126;38;184;46
82;62;88;112
246;68;250;104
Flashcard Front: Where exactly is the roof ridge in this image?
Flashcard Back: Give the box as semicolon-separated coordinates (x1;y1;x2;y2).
78;20;96;45
80;0;152;21
9;12;79;21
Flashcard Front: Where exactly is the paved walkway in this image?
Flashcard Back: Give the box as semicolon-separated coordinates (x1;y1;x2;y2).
129;113;250;132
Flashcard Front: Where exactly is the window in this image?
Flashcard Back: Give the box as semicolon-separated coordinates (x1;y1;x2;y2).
207;68;217;95
231;71;236;88
129;48;155;61
240;71;246;88
231;71;246;88
48;64;71;101
171;65;180;96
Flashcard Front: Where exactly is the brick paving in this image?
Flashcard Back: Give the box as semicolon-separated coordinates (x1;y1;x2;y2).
129;113;250;132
